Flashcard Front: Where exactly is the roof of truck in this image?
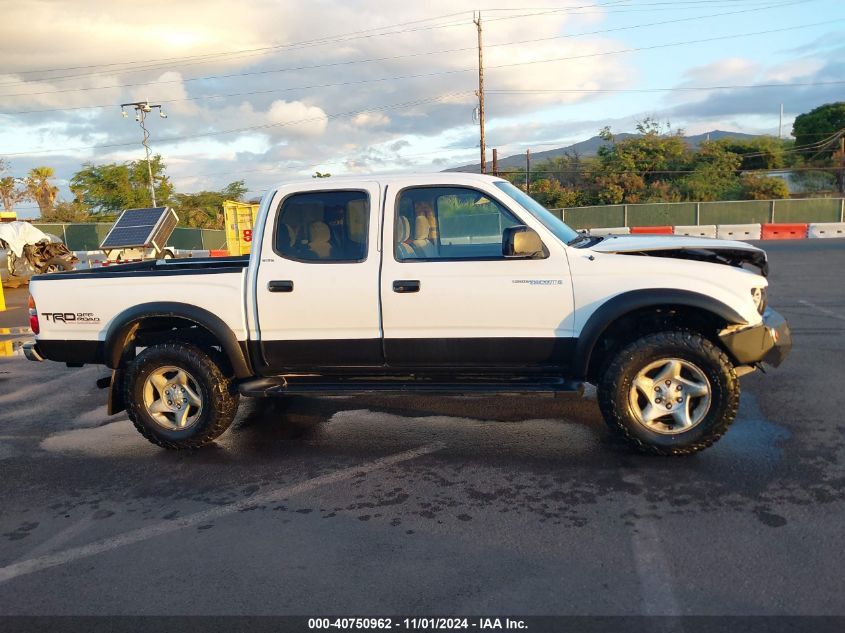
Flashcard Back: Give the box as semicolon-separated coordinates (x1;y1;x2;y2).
270;172;507;190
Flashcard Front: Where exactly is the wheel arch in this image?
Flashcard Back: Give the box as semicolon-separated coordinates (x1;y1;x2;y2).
104;302;252;378
574;288;746;381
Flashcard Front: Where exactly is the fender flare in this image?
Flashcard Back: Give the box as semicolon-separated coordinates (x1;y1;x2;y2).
104;301;252;378
572;288;747;379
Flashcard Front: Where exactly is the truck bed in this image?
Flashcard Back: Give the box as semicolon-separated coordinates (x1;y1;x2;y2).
31;255;249;281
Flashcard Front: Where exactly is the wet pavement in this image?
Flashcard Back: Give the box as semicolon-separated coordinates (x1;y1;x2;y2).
0;240;844;615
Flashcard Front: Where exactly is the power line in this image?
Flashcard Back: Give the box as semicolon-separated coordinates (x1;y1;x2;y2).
497;166;844;175
11;0;727;78
2;92;472;156
0;9;828;103
4;76;840;118
3;11;472;76
486;80;845;94
1;0;802;88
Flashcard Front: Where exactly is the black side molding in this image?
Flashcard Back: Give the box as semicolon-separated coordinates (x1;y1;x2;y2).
573;288;747;380
104;302;252;378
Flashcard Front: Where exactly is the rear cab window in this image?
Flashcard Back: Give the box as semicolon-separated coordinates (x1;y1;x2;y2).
274;190;369;262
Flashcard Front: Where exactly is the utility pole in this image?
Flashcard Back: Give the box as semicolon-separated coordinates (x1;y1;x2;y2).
474;11;486;174
120;100;167;207
526;148;531;194
840;136;845;195
492;148;498;177
778;103;784;139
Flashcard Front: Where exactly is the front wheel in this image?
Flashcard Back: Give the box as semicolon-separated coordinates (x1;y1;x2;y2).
124;342;240;449
597;331;739;456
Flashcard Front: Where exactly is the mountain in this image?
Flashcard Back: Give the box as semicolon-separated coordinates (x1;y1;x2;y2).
445;130;762;173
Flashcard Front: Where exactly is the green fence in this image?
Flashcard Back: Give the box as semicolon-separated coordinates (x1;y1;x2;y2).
556;197;845;230
32;222;226;251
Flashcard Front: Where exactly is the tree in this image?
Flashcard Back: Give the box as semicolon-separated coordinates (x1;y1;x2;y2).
41;200;92;223
713;136;788;170
171;181;247;229
0;159;25;213
593;119;690;203
24;166;59;217
739;174;790;200
0;176;26;213
792;102;845;158
679;141;742;201
70;156;173;213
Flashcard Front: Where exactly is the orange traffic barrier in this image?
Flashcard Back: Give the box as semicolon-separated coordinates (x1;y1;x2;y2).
209;249;230;257
761;223;808;240
630;226;673;234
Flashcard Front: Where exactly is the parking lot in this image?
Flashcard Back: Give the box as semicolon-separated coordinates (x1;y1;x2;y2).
0;239;844;616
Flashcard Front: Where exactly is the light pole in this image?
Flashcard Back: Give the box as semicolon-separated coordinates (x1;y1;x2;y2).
120;101;167;207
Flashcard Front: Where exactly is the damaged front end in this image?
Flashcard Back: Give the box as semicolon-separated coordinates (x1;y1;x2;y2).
588;235;769;276
621;246;768;277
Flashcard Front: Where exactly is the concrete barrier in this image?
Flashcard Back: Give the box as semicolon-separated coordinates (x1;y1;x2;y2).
808;222;845;239
674;225;717;238
717;224;762;240
762;223;808;240
588;227;630;236
631;226;673;234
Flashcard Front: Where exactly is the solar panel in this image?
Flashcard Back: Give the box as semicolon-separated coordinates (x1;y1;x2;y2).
100;207;179;250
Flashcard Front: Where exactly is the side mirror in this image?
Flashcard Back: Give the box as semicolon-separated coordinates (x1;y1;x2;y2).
503;226;545;258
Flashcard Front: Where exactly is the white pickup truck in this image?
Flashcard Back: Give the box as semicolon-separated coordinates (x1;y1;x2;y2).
23;174;791;455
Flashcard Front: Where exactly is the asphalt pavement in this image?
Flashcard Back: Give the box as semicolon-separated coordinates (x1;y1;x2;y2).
0;240;843;617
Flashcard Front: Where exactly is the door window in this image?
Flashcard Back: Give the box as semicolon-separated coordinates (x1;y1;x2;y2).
274;190;369;262
394;186;521;261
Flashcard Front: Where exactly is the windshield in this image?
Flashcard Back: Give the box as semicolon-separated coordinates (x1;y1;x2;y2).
494;181;580;245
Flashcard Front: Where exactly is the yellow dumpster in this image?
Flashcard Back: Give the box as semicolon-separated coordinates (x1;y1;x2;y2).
223;200;260;256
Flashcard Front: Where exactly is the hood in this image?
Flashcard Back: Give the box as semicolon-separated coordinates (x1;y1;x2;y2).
588;234;768;277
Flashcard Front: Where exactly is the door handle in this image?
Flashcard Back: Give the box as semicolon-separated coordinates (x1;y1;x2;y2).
393;280;420;293
268;280;294;293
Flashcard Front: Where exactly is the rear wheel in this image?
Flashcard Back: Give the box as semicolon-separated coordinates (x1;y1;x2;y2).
597;331;739;455
124;342;239;449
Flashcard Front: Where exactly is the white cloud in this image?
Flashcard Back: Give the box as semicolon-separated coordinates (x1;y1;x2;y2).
352;111;390;127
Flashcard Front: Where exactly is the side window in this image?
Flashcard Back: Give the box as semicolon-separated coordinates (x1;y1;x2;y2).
395;187;521;261
275;190;369;262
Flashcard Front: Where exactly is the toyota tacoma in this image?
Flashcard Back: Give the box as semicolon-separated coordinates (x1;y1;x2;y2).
23;174;791;455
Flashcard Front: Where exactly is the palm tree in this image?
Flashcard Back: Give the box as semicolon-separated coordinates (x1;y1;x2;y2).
0;176;25;213
25;166;59;218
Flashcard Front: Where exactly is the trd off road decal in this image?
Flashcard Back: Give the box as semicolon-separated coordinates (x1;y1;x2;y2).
41;312;100;324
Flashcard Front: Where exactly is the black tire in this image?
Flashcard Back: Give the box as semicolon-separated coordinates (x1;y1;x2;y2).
124;342;240;449
597;331;739;456
43;257;73;273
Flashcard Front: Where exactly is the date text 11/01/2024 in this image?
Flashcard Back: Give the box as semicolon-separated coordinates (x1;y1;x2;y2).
308;618;528;630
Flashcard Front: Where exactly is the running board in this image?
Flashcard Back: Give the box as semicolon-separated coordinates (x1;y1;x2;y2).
239;375;583;398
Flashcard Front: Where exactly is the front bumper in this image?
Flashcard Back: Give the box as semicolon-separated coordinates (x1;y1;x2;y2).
719;308;792;368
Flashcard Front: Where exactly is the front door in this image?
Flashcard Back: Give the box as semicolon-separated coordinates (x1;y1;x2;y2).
255;182;383;372
379;182;576;370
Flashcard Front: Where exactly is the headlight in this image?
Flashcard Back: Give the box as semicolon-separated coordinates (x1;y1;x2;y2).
751;287;768;315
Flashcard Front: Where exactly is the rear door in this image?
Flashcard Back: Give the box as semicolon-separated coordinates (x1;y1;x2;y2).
254;182;383;372
379;181;576;369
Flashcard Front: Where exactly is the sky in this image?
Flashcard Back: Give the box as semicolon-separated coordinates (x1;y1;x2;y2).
1;0;843;218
